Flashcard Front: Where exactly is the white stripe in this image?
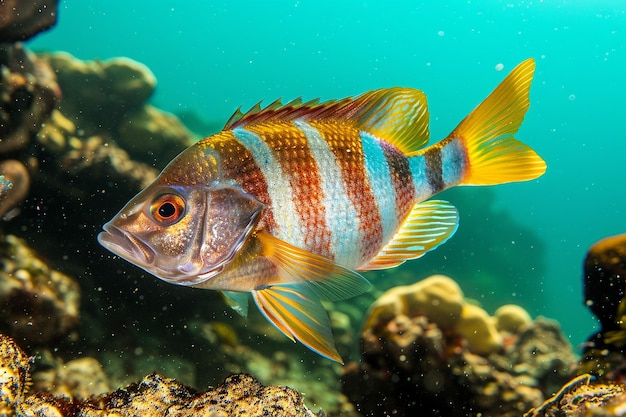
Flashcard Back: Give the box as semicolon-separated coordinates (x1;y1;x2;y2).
409;155;433;201
295;120;362;268
441;138;466;187
359;132;398;245
232;127;306;249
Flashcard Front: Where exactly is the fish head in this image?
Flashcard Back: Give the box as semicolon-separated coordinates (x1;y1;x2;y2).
98;147;264;286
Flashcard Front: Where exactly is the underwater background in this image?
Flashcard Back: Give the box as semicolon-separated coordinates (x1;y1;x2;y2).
27;0;625;348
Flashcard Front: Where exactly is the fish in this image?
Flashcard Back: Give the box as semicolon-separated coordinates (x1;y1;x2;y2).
98;58;546;363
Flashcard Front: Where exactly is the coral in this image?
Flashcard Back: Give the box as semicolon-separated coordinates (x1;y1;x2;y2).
454;303;502;356
0;0;59;42
0;333;31;413
364;274;464;332
0;234;80;345
342;275;577;417
0;332;322;417
364;275;500;355
495;304;533;333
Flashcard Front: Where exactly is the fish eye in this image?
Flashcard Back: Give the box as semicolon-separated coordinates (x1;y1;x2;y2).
150;193;186;225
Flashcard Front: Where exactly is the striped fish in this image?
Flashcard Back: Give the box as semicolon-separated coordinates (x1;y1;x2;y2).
98;59;546;363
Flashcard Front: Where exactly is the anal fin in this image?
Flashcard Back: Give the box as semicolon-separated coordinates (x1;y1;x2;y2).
252;283;343;363
361;200;459;270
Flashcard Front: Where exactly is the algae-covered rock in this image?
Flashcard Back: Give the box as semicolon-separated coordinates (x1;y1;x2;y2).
0;235;80;345
42;52;156;128
0;44;59;154
117;104;195;163
579;233;626;379
0;331;322;417
0;333;31;412
0;0;59;42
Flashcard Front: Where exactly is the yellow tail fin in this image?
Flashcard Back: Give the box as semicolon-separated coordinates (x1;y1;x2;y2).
454;58;546;185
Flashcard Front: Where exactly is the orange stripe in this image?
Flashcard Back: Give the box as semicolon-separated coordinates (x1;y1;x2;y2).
311;121;383;264
244;124;333;258
198;131;277;232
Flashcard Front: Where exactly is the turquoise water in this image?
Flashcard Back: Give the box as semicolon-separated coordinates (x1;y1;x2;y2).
29;1;625;347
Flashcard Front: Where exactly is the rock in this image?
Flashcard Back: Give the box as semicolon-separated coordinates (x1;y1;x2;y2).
0;159;29;219
40;52;193;167
579;233;626;379
0;331;322;417
0;44;59;153
31;356;111;399
0;0;59;42
583;233;626;332
117;105;195;163
0;333;31;412
37;109;76;153
523;374;626;417
0;235;80;345
42;52;157;130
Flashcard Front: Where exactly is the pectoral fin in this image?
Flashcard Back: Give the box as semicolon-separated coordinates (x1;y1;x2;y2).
361;200;459;270
252;283;343;363
256;231;371;300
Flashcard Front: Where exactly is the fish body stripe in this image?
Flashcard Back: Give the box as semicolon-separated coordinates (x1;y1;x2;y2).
380;141;416;233
309;121;384;267
249;122;333;259
441;138;467;186
408;155;433;201
295;120;364;267
425;148;444;192
232;127;306;249
359;132;399;248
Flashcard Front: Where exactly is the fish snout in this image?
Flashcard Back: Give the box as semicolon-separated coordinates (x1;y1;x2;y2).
98;222;156;266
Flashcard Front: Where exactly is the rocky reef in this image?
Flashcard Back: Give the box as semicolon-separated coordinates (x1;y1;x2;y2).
342;274;578;417
0;333;322;417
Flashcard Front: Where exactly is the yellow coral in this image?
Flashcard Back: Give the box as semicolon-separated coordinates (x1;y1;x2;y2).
364;275;464;331
495;304;532;334
455;304;503;355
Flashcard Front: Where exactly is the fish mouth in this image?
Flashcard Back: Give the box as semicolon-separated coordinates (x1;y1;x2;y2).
98;223;155;267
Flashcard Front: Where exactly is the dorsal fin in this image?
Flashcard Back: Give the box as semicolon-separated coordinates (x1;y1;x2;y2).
223;88;431;154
